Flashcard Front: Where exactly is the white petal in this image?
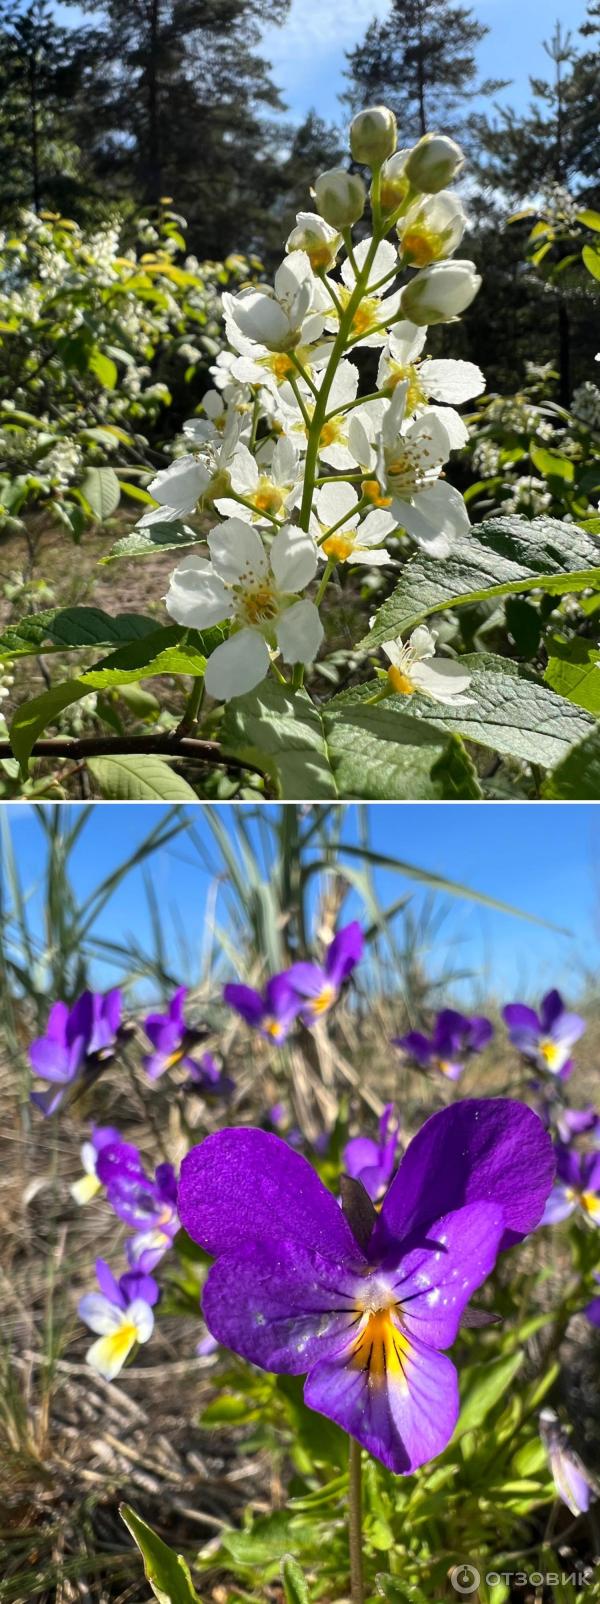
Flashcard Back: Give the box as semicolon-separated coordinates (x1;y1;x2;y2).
424;358;485;403
347;415;376;469
86;1327;137;1381
270;525;318;591
319;441;356;470
316;481;359;529
213;496;254;522
229;444;259;495
208;519;269;586
79;1293;123;1336
137;502;194;529
272;435;299;482
231;290;290;349
405;409;453;461
342;237;397;290
349;547;392;565
388;322;428;362
148;456;209;510
381;638;402;667
276;599;324;665
413;659;474;704
425;404;469;451
358;508;397;542
326;359;359;407
165;555;232;628
204;629;270;700
398;481;470;555
128;1300;155;1343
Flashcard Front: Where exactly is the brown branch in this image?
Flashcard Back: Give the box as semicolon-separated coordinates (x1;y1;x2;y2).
0;733;250;772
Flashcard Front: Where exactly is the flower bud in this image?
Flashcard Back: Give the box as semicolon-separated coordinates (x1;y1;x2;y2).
404;133;464;193
350;105;397;167
313;168;366;231
379;150;411;212
286;211;341;271
400;259;481;325
398;192;467;267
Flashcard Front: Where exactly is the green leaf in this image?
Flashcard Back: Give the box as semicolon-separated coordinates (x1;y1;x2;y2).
89;347;118;389
77;625;217;689
378;653;594;770
120;1504;199;1603
582;244;600;280
454;1352;524;1438
87;755;198;800
544;633;600;713
80;466;121;519
281;1555;310;1604
541;725;600;799
0;606;157;660
360;515;600;649
222;682;482;800
577;208;600;232
103;519;201;561
529;444;574;482
10;681;92;773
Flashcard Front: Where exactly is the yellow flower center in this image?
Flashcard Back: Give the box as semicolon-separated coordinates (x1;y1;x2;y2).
263;353;295;381
109;1321;138;1361
387;666;415;696
322;533;355;561
253;479;285;515
309;983;336;1015
401;227;448;268
539;1039;561;1070
382;362;427;414
319;417;345;448
240;584;279;626
264;1017;285;1039
351;1305;410;1389
361;478;393;508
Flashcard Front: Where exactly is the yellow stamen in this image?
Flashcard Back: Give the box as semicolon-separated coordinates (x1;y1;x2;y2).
401;228;447;268
240;585;279;625
319;418;344;448
322;533;355;562
387;666;415;696
361;479;393;508
264;1017;284;1039
351;1306;410;1389
253;480;285;515
539;1039;561;1070
309;983;336;1016
382;362;427;414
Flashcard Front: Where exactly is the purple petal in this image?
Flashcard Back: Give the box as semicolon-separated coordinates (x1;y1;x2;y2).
393;1031;433;1065
393;1202;505;1349
202;1240;364;1373
304;1331;459;1475
585;1296;600;1328
285;961;327;1001
264;973;301;1021
223;983;265;1026
45;1000;70;1043
96;1141;145;1190
468;1017;494;1051
540;1185;576;1225
539;990;564;1031
28;1039;73;1082
343;1136;380;1180
119;1269;160;1307
325;922;363;986
549;1012;586;1048
377;1099;555;1252
502;1003;541;1036
178;1128;359;1260
95;1257;125;1307
30;1085;67;1116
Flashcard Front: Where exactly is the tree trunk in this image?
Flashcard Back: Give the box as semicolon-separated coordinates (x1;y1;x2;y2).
145;0;161;203
29;50;41;212
416;0;427;134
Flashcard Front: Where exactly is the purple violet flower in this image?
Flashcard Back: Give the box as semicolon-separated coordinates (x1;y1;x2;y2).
29;989;122;1115
177;1099;554;1475
286;922;364;1024
96;1143;180;1271
539;1409;596;1516
393;1009;493;1082
142;987;229;1093
343;1105;401;1205
185;1051;235;1099
224;972;301;1044
78;1257;158;1380
70;1123;122;1205
585;1275;600;1328
502;990;585;1080
540;1146;600;1227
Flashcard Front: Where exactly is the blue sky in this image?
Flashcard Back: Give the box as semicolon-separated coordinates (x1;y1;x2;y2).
52;0;590;128
5;804;600;1007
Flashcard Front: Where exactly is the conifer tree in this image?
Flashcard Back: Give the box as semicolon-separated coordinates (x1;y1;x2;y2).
0;0;86;217
343;0;503;144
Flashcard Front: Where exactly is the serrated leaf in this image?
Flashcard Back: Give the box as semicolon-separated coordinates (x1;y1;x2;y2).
360;515;600;649
544;634;600;713
80;466;121;519
120;1504;199;1603
541;725;600;799
371;653;593;770
0;606;157;660
223;681;481;800
87;755;198;800
103;519;201;561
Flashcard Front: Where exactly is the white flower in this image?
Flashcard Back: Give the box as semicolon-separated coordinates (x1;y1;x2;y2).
404;134;464;193
397;192;468;267
164;519;323;700
223;253;321;353
350;106;397;167
282;358;362;469
324;239;402;349
215;436;302;525
140;418;240;525
313;482;395;565
313;168;366;230
373;382;471;555
400;260;481;326
70;1140;103;1205
78;1294;154;1381
286;212;341;272
381;627;473;704
377;321;485;421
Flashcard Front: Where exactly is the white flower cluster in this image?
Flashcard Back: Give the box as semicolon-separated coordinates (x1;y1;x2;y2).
571;382;600;432
142;117;484;703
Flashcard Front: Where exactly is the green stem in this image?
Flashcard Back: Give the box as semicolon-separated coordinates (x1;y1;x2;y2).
314;559;335;601
228;490;283;528
348;1437;364;1604
177;674;205;734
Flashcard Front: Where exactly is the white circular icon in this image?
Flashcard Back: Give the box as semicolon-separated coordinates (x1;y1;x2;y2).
450;1564;481;1594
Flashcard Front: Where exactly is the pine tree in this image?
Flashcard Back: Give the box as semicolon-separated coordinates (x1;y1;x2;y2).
469;23;579;200
0;0;86;218
65;0;290;258
343;0;503;145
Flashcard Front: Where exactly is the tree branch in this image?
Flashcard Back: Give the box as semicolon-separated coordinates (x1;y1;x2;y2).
0;733;250;772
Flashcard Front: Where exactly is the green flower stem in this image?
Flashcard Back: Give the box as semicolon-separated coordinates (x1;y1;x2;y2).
228;490;283;528
314;472;368;486
314;559;335;602
177;673;205;734
324;387;390;423
289;349;318;395
288;375;312;428
348;1436;364;1604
